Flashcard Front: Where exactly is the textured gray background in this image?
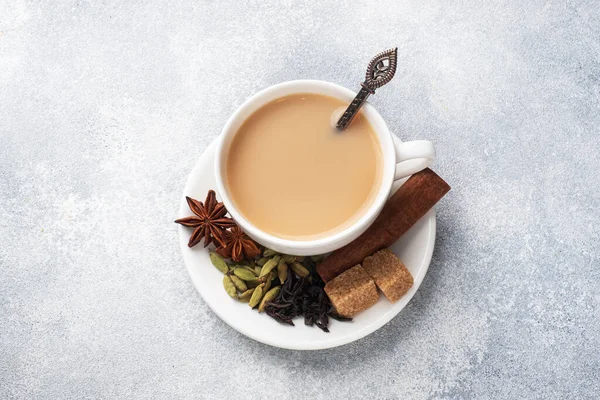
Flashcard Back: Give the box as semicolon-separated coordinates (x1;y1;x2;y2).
1;0;599;399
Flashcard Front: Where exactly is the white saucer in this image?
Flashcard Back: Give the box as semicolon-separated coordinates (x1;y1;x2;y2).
177;137;436;350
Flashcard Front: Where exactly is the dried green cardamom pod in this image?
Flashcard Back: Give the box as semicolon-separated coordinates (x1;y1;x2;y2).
277;259;288;283
263;272;274;292
223;275;237;298
256;257;269;266
238;288;255;302
210;252;229;274
248;284;264;308
295;256;305;262
258;286;281;312
246;279;261;288
233;267;257;281
281;255;296;263
254;266;262;275
263;248;279;258
242;265;259;276
229;275;248;292
291;262;310;278
259;255;281;278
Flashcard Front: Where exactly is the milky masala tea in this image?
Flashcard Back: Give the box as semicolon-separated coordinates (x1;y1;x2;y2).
226;93;383;240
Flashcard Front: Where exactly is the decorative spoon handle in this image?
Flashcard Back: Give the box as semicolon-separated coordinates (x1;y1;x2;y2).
336;47;398;131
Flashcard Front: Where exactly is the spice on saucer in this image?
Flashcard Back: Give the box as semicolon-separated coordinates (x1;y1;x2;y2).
216;225;261;263
209;251;229;274
175;190;236;248
203;237;352;332
264;270;339;332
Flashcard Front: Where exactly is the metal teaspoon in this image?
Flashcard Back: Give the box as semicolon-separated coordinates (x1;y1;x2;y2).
336;47;398;131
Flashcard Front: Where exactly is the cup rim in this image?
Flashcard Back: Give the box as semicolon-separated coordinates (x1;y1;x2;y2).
214;79;395;252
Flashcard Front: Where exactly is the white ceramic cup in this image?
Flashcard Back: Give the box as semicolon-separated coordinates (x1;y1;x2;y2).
215;80;435;255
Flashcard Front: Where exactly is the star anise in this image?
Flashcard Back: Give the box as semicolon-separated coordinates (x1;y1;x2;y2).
216;225;261;262
175;190;236;248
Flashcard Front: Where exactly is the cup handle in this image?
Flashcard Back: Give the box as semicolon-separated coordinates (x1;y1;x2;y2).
393;139;436;180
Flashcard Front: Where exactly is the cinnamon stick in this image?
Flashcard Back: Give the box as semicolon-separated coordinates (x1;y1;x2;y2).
317;168;450;282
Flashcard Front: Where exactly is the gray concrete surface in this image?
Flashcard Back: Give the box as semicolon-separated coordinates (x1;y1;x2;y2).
1;1;599;399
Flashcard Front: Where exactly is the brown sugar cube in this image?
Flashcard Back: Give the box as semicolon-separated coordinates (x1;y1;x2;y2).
362;249;414;302
324;265;379;317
